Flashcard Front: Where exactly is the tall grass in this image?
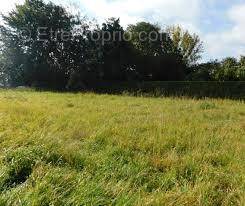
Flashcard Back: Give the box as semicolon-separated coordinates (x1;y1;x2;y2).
0;90;244;205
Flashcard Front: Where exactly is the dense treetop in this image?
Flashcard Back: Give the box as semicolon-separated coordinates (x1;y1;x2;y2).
0;0;244;89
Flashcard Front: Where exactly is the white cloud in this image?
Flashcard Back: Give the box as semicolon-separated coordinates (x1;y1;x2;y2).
228;4;245;44
0;0;24;14
78;0;202;30
204;3;245;60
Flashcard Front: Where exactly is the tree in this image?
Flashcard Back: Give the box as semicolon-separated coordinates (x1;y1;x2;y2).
189;57;245;81
187;60;220;81
125;22;185;80
238;56;245;80
0;0;97;89
0;53;7;86
166;26;203;66
214;57;245;81
99;18;135;80
0;28;28;86
240;56;245;66
126;22;173;56
221;57;237;68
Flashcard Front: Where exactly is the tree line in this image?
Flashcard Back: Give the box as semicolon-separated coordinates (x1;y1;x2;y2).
188;57;245;81
0;0;244;90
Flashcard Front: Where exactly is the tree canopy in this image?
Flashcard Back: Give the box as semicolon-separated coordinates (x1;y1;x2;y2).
166;26;203;66
0;0;243;90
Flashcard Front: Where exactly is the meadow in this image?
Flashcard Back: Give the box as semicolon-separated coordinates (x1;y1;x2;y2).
0;89;244;205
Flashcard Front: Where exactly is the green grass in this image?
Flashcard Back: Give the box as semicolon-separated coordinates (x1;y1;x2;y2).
0;89;244;205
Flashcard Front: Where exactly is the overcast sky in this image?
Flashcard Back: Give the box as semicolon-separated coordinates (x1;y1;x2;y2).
1;0;245;61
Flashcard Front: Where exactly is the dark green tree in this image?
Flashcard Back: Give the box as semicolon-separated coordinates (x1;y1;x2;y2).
99;18;135;80
126;22;184;80
0;0;97;89
126;22;173;56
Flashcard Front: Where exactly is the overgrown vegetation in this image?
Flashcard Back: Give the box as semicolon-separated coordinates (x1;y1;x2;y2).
0;90;244;205
0;0;244;205
189;57;245;81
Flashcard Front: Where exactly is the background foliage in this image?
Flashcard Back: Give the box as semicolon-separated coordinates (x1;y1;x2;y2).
0;0;244;90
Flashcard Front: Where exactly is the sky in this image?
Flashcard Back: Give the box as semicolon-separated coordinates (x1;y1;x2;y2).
1;0;245;62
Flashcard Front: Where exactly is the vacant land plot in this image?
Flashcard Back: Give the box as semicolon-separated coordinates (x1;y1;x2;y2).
0;90;244;205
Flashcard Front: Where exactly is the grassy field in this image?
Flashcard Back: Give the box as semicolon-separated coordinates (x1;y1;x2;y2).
0;90;244;205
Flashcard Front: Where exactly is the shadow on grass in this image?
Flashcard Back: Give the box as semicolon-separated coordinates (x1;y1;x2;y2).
5;81;245;100
83;81;245;100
